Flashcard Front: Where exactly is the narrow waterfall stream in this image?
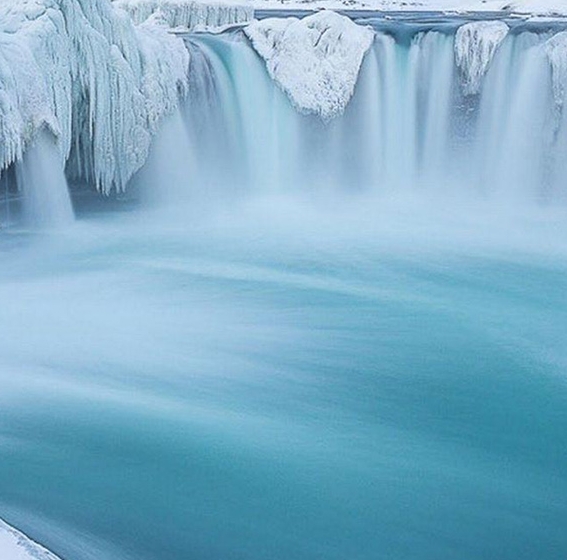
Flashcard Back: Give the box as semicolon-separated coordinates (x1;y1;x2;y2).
16;130;74;228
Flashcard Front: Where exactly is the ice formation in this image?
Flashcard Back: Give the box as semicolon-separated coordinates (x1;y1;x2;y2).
0;518;62;560
0;0;189;194
114;0;253;31
455;21;509;96
545;31;567;106
245;11;375;120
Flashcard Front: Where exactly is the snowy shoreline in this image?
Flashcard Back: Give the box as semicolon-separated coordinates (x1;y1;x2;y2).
0;518;62;560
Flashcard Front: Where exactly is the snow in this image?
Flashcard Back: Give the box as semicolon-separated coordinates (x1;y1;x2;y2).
114;0;254;31
545;31;567;106
0;0;189;194
250;0;567;15
0;518;61;560
455;21;509;95
467;0;567;15
245;11;374;119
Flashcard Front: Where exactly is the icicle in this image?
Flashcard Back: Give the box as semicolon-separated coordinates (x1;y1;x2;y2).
0;0;190;194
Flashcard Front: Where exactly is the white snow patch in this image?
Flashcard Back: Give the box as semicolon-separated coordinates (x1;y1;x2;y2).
250;0;567;15
0;0;189;194
545;31;567;106
245;11;374;119
114;0;253;31
455;21;509;95
0;518;62;560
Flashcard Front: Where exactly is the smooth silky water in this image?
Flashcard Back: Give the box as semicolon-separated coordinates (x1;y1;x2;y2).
1;14;567;560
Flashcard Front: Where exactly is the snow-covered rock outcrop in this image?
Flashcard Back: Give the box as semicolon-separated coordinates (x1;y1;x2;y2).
114;0;253;31
455;21;509;96
0;0;189;194
545;31;567;107
0;518;62;560
245;11;374;120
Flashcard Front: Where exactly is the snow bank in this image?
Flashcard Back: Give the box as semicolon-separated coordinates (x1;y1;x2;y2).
0;0;189;194
114;0;253;31
455;21;509;95
545;31;567;106
245;11;374;119
0;518;61;560
464;0;567;15
250;0;567;15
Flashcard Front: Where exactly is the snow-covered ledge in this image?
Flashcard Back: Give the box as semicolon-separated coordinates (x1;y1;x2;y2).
245;11;375;120
114;0;254;32
455;21;509;96
0;518;62;560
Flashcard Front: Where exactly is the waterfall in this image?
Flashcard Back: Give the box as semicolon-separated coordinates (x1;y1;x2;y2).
15;129;74;228
170;24;567;207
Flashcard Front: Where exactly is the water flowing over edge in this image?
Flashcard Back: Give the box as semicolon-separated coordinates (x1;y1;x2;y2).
4;5;567;226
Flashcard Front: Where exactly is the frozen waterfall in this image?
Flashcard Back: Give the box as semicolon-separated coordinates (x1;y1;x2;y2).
0;0;189;204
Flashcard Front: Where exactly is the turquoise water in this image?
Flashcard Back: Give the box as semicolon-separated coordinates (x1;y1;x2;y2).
0;201;566;559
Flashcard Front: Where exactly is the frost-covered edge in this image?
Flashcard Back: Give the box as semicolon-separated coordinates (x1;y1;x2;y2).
0;0;189;194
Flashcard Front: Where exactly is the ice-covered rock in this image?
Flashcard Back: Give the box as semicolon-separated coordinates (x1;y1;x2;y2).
0;518;62;560
0;0;189;194
545;31;567;106
245;11;374;120
114;0;253;31
455;21;509;96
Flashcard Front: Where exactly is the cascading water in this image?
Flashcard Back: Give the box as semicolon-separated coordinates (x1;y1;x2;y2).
170;21;567;206
14;129;74;228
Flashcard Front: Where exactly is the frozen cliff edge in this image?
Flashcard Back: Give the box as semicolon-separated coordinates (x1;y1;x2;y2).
0;0;189;194
245;11;374;120
545;31;567;107
455;21;509;96
0;518;62;560
114;0;253;32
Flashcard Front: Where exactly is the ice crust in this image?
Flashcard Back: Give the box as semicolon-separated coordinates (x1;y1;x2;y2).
0;518;61;560
0;0;189;194
455;21;509;95
114;0;254;31
245;11;374;120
